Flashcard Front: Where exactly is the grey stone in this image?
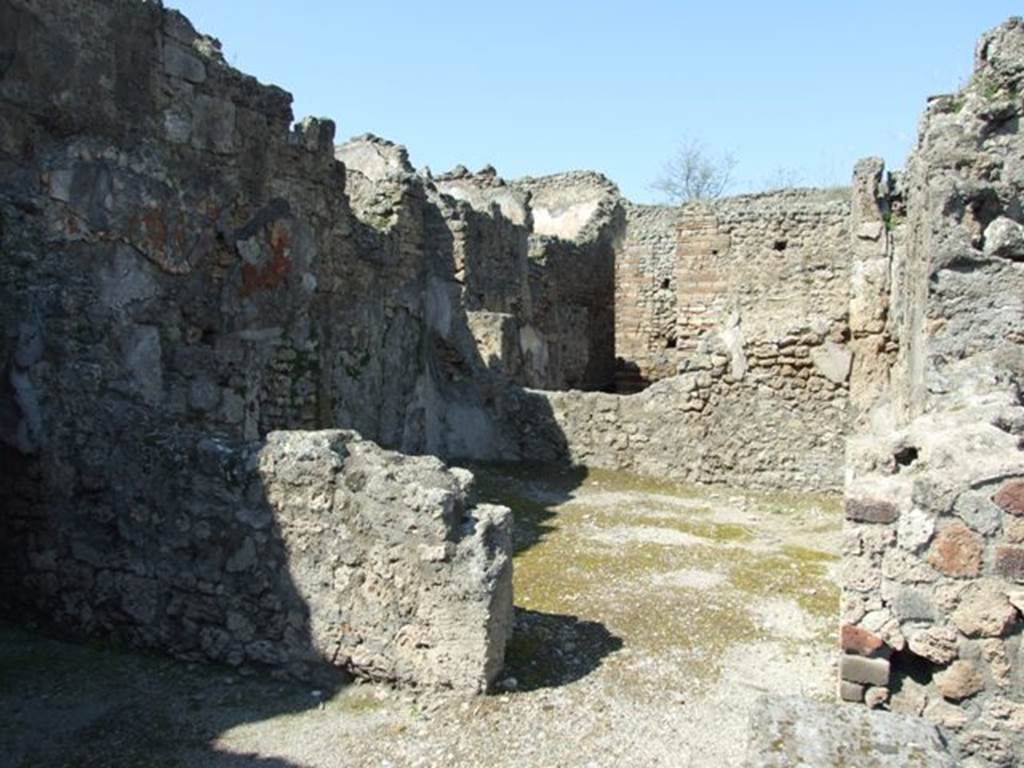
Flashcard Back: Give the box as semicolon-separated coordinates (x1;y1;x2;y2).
225;538;256;573
839;680;865;702
897;507;935;552
119;325;163;405
192;94;236;154
846;499;899;524
810;341;853;384
840;654;890;687
188;378;221;411
889;587;937;622
983;216;1024;261
163;40;206;83
744;695;956;767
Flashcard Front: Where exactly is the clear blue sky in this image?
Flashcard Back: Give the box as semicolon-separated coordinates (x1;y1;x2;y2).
169;2;1020;202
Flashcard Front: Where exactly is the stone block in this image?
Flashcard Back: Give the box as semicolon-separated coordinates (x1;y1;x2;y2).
840;654;890;686
897;507;935;552
994;545;1024;582
745;695;956;767
841;624;886;657
163;39;207;83
934;660;985;701
908;626;958;665
927;522;983;577
889;587;937;622
191;94;236;154
951;581;1017;637
846;499;899;524
983;216;1024;261
810;341;852;384
839;680;865;702
994;479;1024;516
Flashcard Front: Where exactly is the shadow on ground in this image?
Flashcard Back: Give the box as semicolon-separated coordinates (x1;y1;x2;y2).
503;608;623;693
0;622;334;768
461;462;624;693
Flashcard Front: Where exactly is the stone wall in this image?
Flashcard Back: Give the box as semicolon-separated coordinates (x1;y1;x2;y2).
496;344;848;491
515;172;622;391
614;189;852;389
614;203;680;390
490;187;854;491
2;429;512;691
0;0;514;688
839;19;1024;766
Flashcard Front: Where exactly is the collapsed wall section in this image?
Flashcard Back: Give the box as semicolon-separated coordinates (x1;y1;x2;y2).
839;18;1024;766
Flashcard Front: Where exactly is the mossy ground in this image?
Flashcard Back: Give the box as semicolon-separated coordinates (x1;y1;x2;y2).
468;463;841;692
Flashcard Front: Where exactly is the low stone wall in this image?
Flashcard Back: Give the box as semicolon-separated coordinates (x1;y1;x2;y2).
1;429;513;691
497;347;848;491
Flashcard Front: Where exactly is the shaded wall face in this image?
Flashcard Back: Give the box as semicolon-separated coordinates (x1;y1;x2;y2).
0;0;517;686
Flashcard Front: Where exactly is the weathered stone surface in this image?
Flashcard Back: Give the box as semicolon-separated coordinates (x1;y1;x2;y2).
983;216;1024;261
258;431;513;691
840;654;890;686
995;546;1024;584
810;341;853;384
923;699;971;730
744;695;956;767
927;522;983;577
838;21;1024;767
935;660;985;701
888;587;938;622
898;507;935;552
959;727;1018;766
908;626;959;665
951;581;1017;637
980;638;1013;686
840;680;865;702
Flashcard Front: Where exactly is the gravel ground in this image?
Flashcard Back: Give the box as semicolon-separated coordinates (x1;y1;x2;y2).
1;465;842;768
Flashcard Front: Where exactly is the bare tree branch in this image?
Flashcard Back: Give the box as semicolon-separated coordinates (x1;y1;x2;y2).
651;139;736;204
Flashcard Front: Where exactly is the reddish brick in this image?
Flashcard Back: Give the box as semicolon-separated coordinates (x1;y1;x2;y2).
928;522;983;577
995;546;1024;583
994;480;1024;516
845;498;899;524
841;624;886;657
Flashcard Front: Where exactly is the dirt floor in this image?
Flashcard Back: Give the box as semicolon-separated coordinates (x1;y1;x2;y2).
1;464;842;768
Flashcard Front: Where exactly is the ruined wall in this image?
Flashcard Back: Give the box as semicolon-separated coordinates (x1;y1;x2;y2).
497;343;847;491
839;19;1024;766
615;190;852;388
493;188;855;491
614;204;680;389
515;172;622;391
0;0;513;687
4;428;512;691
